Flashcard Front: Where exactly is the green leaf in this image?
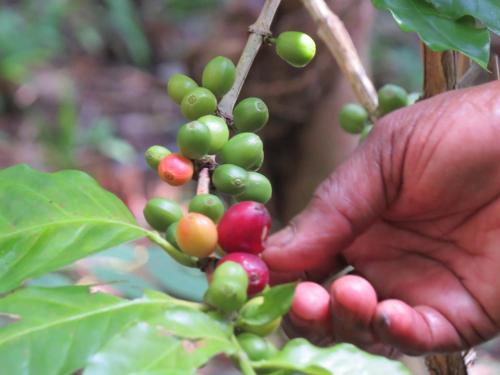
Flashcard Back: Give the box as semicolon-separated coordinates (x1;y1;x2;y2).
147;247;208;302
0;164;146;292
150;305;235;349
238;283;296;327
373;0;491;68
84;322;231;375
0;286;174;375
254;339;411;375
424;0;500;34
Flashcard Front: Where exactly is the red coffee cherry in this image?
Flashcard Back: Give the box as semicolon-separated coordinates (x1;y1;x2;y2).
218;252;269;295
158;153;194;186
217;201;271;255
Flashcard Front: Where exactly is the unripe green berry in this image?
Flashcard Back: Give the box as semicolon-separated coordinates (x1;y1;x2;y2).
143;198;183;232
167;73;198;104
233;97;269;133
202;56;236;98
198;115;229;154
181;87;217;120
339;103;368;134
275;31;316;68
213;164;248;195
144;145;171;170
177;121;211;160
189;194;225;223
218;133;263;170
236;172;272;204
377;84;408;116
204;261;248;313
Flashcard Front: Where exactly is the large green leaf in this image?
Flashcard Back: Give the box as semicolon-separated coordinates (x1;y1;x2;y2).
425;0;500;34
0;286;174;375
373;0;491;68
150;305;235;348
0;164;146;292
84;322;232;375
254;339;411;375
85;305;237;374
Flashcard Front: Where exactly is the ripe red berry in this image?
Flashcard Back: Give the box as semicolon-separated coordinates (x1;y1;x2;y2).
218;253;269;295
158;153;194;186
218;201;271;255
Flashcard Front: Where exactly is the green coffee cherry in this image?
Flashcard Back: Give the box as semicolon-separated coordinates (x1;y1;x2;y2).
275;31;316;68
166;222;180;248
219;133;263;170
188;194;225;223
143;198;183;232
377;84;408;116
237;333;275;361
236;172;272;204
233;97;269;133
198;115;229;154
247;150;264;172
181;87;217;120
359;124;374;144
177;121;211;160
213;164;248;195
144;145;171;170
339;103;368;134
204;261;248;313
167;73;198;104
202;56;236;98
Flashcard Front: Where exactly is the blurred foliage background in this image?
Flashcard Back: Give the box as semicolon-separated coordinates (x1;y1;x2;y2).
0;1;497;373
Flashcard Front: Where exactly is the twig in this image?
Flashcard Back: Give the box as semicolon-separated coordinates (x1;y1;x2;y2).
218;0;282;118
196;168;210;195
300;0;378;119
493;54;499;80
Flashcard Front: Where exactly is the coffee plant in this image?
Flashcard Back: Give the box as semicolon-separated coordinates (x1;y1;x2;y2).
0;0;498;374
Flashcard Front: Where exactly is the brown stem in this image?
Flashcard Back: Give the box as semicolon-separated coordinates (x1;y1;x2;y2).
196;168;210;195
300;0;378;120
421;44;471;375
218;0;282;118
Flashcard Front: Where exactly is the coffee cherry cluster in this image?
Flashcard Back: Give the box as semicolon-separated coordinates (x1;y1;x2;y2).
142;30;317;349
142;52;279;289
339;84;419;142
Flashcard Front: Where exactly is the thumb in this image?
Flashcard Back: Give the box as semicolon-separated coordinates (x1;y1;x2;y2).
263;128;394;272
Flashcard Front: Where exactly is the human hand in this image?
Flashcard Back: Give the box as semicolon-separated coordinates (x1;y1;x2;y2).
263;81;500;355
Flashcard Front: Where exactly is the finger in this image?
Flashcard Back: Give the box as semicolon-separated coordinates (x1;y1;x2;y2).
283;281;333;345
291;281;332;323
373;299;465;355
263;138;389;272
330;275;378;346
